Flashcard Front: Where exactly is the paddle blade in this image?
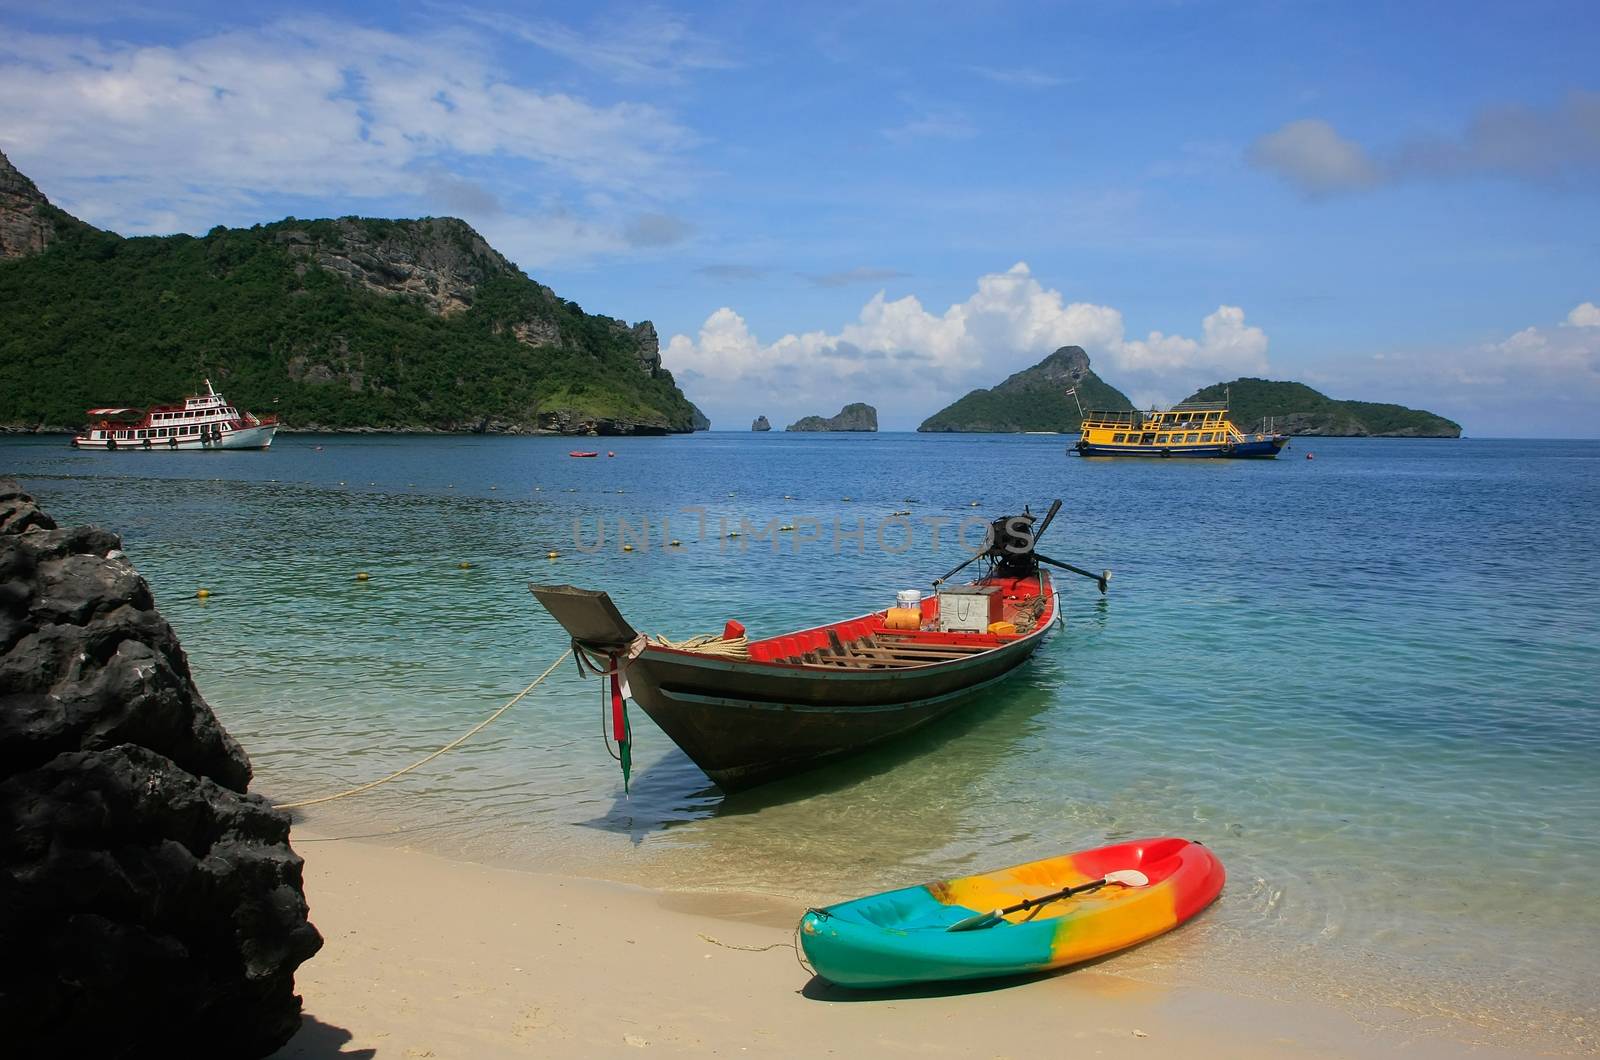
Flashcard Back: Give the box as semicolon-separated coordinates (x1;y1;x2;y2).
1104;869;1148;887
946;909;1004;932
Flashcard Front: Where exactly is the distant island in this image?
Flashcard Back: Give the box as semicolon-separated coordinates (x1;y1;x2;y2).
0;150;705;436
787;403;877;432
918;345;1459;438
752;415;771;431
1183;379;1461;437
919;346;1130;433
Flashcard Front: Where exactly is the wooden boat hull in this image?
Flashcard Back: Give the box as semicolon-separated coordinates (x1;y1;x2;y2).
627;629;1049;789
531;574;1057;791
800;837;1225;988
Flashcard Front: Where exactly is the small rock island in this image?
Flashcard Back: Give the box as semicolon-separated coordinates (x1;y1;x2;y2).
752;415;771;431
786;403;878;432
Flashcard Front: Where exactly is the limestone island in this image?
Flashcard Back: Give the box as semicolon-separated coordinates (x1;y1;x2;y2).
919;345;1459;437
752;415;772;431
786;403;878;432
919;346;1130;433
1182;379;1461;437
0;149;707;437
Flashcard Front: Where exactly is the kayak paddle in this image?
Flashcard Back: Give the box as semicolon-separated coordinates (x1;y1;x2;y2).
945;869;1150;932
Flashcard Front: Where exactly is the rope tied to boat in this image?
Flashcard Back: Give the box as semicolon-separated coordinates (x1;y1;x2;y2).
649;632;750;658
272;648;572;810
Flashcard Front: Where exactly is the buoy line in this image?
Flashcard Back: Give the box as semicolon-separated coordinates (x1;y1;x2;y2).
272;648;572;810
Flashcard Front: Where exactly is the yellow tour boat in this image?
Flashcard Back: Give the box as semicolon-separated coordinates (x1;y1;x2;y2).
1072;400;1287;459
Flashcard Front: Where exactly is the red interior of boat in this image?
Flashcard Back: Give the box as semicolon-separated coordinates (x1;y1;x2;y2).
734;575;1053;668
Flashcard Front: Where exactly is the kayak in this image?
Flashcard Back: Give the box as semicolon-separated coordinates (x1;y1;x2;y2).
568;451;599;458
798;837;1223;988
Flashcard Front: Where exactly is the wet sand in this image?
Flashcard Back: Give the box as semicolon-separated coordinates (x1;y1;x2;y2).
270;832;1547;1059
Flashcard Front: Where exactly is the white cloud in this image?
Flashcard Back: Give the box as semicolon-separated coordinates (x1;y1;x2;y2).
1248;118;1380;197
0;19;696;265
1567;301;1600;328
665;263;1269;424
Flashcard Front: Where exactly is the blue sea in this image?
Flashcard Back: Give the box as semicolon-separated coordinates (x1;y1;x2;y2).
5;433;1597;1050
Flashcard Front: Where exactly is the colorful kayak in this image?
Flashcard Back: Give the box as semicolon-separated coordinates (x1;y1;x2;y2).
799;837;1223;988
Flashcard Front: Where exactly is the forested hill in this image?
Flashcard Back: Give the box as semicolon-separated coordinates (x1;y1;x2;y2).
918;346;1132;432
0;150;704;434
1184;379;1461;437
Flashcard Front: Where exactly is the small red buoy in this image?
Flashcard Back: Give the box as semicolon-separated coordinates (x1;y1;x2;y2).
1306;453;1315;460
608;451;616;457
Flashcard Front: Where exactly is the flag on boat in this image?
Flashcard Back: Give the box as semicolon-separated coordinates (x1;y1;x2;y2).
1063;387;1076;396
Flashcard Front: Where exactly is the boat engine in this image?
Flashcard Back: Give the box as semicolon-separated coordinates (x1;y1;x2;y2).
985;510;1043;579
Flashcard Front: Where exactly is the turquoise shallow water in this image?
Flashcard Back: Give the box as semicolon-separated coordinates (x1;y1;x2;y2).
5;433;1598;1050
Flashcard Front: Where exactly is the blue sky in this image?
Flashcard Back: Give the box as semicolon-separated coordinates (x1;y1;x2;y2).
2;1;1596;434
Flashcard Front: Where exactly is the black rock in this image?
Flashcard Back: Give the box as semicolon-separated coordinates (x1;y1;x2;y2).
0;479;321;1057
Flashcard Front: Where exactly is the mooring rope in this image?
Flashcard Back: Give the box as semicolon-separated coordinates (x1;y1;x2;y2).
649;633;750;658
272;648;572;810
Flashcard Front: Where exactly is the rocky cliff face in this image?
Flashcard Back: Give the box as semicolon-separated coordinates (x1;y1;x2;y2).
0;149;66;260
752;415;771;431
787;403;878;432
277;217;516;317
0;479;321;1056
919;346;1132;433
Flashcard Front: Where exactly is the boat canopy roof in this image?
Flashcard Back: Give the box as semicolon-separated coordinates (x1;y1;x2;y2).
85;407;142;418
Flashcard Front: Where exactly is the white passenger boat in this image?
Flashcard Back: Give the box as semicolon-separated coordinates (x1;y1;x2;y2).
72;380;278;451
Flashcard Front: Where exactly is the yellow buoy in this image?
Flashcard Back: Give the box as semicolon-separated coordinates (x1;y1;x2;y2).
458;561;472;569
356;572;370;581
195;588;211;599
669;539;682;547
727;531;741;538
547;551;560;559
622;544;635;552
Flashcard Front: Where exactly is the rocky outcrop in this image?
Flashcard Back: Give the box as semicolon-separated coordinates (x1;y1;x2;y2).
752;415;771;432
919;346;1133;433
0;149;66;260
0;480;321;1057
787;403;878;432
275;216;517;318
689;403;711;431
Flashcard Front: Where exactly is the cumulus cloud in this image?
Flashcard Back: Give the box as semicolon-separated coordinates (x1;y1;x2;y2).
1251;92;1600;197
0;18;696;265
665;263;1269;424
1567;302;1600;328
1308;302;1600;436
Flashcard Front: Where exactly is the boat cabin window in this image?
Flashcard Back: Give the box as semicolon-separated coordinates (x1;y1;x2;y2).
1141;433;1155;444
1112;432;1126;443
1186;432;1199;443
1156;434;1169;444
1201;432;1214;442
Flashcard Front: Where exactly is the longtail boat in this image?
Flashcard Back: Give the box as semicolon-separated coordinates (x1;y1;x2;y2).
799;837;1224;988
530;501;1110;791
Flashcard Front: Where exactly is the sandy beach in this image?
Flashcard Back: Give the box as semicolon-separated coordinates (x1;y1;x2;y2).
271;831;1549;1059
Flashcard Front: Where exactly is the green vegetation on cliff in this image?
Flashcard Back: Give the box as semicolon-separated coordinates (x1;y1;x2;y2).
918;346;1132;432
1184;379;1461;437
0;155;700;433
